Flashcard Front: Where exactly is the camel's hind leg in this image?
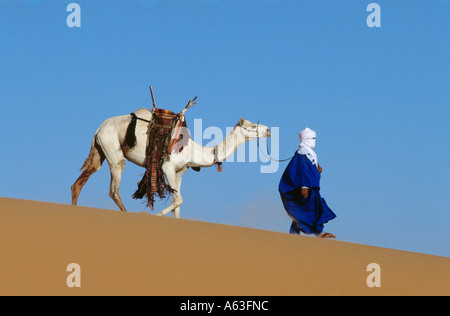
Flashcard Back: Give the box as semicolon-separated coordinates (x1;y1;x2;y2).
107;158;127;212
96;134;128;212
71;143;105;206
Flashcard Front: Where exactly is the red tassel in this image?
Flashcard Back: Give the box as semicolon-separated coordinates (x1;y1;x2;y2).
217;163;223;172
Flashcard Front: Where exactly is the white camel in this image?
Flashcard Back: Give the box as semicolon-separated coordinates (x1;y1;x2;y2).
71;99;271;218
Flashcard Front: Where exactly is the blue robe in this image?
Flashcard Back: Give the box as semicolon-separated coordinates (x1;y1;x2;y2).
279;151;336;235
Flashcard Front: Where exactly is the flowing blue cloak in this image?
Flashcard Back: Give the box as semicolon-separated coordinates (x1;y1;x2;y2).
279;151;336;235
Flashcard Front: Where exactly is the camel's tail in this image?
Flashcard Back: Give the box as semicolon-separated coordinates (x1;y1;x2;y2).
80;136;105;173
72;135;106;206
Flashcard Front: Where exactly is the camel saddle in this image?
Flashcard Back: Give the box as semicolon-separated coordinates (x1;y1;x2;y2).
132;108;188;210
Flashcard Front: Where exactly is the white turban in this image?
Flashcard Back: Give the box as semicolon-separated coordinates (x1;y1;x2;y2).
299;127;318;166
299;127;316;149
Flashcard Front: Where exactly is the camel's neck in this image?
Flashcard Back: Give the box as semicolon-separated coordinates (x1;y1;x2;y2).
189;127;246;167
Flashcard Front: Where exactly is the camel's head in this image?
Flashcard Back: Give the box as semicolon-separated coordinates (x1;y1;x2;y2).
236;118;271;140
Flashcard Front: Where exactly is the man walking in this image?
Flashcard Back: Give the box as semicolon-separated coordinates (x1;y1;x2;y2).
279;128;337;238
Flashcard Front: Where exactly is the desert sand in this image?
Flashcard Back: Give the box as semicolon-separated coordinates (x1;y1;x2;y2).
0;197;448;296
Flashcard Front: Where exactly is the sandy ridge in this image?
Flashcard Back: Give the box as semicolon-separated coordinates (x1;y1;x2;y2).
0;197;448;296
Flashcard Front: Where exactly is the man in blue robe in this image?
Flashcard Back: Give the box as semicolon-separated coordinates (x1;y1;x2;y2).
279;128;337;238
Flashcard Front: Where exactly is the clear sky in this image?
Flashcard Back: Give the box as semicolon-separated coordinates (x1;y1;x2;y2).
0;0;448;257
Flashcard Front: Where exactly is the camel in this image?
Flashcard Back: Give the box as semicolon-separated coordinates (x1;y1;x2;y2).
71;98;271;218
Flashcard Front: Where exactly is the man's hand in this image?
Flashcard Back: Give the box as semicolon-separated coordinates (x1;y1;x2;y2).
301;188;309;199
317;165;323;173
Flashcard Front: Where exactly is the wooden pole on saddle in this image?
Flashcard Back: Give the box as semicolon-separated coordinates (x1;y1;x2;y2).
180;96;198;116
178;96;198;127
149;86;157;112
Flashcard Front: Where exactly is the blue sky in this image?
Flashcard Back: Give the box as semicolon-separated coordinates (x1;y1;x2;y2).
0;0;448;257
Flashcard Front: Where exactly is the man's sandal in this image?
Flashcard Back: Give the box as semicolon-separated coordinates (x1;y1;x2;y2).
316;232;336;239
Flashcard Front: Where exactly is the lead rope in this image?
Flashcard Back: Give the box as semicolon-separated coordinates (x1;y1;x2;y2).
257;121;294;163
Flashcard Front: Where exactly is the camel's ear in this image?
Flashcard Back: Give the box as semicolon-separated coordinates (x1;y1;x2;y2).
239;117;245;126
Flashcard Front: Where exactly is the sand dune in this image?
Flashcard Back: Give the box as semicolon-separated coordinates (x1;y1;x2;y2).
0;197;448;296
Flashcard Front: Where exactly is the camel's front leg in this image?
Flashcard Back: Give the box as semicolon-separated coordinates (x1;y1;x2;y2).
171;166;189;218
156;163;182;217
